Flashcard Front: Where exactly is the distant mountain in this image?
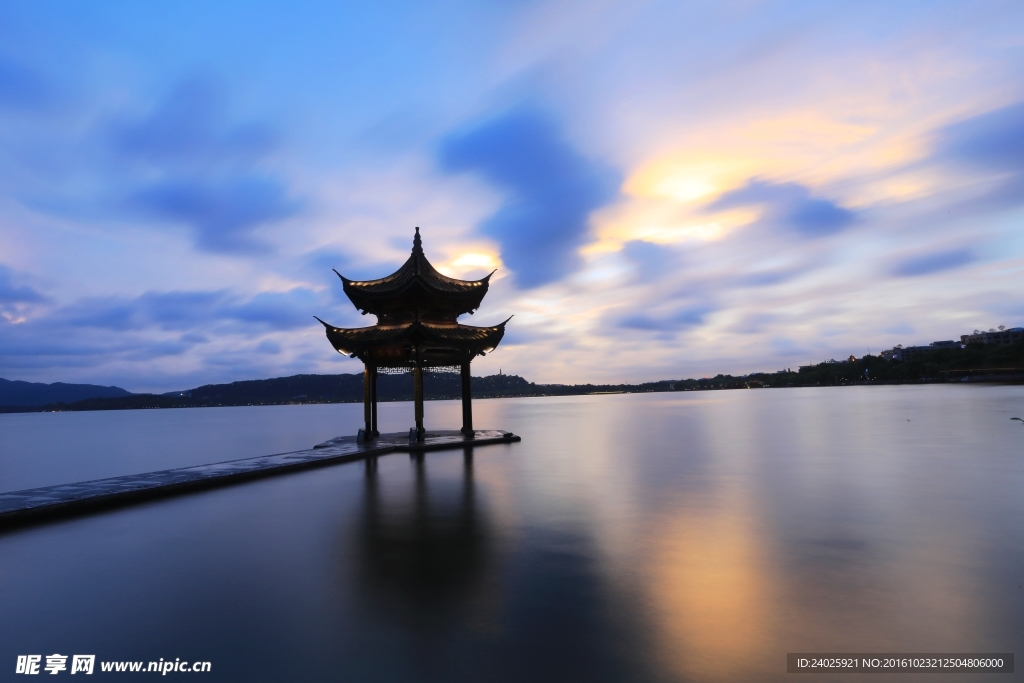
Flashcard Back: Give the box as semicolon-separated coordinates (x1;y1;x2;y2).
0;378;133;407
0;371;672;413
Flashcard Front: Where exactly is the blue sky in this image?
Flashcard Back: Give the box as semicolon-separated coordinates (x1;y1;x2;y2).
1;0;1022;391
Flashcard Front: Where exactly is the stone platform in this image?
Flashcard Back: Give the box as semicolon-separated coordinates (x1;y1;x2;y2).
0;429;519;528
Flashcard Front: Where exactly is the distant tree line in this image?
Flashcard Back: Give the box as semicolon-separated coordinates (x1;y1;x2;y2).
786;340;1024;386
716;340;1024;389
2;339;1021;413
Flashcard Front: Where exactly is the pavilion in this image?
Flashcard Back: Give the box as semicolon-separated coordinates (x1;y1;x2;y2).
316;228;511;442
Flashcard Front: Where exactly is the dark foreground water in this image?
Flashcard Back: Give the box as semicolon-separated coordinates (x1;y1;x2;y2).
1;386;1022;682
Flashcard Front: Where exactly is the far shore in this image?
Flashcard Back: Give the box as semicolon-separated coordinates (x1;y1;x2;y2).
3;373;1021;415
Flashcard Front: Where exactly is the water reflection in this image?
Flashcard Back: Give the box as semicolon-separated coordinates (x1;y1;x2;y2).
1;388;1022;682
345;448;664;683
353;450;493;632
645;495;776;681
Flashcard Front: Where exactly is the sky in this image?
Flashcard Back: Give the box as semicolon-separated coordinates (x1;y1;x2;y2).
0;0;1022;392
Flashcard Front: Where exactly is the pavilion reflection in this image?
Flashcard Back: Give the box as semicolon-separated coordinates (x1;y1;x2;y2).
352;449;495;632
345;449;674;682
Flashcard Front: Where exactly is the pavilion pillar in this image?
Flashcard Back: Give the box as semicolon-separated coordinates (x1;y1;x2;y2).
369;365;379;437
460;359;473;437
362;364;372;438
413;361;425;441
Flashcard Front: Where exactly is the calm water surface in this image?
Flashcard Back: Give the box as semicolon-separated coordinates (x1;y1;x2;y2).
1;386;1022;682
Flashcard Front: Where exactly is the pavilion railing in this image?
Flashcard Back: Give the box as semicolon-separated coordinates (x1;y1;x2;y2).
376;365;461;375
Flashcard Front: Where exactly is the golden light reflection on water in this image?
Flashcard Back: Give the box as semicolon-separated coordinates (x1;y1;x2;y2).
645;496;776;681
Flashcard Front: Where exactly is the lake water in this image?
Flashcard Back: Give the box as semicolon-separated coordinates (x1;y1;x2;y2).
1;385;1022;681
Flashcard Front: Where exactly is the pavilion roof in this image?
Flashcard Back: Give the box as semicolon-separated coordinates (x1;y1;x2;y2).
336;228;493;316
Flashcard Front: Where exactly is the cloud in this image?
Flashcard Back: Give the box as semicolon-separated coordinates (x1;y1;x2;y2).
66;288;322;332
731;313;777;334
618;304;714;332
227;289;322;329
770;338;807;356
104;76;300;254
439;107;620;288
123;339;193;360
304;247;399;284
890;248;975;277
0;284;336;386
936;100;1024;172
306;248;354;274
736;269;800;287
709;179;855;237
0;265;48;304
66;298;143;331
255;339;282;355
144;291;227;328
0;319;204;368
108;76;279;168
129;176;300;254
67;291;223;331
621;240;682;282
929;100;1024;212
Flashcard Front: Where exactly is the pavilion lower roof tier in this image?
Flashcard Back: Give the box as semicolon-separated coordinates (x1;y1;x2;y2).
315;318;509;368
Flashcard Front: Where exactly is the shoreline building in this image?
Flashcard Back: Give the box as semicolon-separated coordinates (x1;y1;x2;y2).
316;228;511;441
880;327;1022;361
881;340;958;362
961;327;1024;346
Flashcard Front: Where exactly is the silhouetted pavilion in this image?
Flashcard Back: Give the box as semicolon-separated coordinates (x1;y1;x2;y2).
316;228;510;441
